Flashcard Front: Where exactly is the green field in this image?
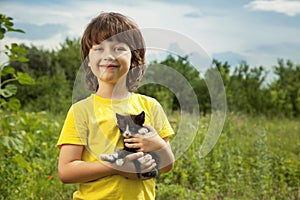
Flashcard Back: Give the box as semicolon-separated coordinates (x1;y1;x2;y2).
1;13;299;200
1;110;299;200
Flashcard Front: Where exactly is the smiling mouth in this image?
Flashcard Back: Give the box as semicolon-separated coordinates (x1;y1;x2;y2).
100;64;119;69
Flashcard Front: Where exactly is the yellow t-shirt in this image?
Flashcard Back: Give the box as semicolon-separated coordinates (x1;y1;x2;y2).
57;93;174;200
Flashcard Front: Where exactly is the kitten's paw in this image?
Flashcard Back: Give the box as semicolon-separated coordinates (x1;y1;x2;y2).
112;152;119;159
137;154;152;164
100;154;109;161
100;154;115;162
116;159;124;166
138;127;149;135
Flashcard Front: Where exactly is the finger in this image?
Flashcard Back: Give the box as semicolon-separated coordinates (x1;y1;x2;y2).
141;161;157;173
125;152;144;161
141;159;156;170
124;137;140;143
137;154;152;164
125;142;141;149
132;133;143;138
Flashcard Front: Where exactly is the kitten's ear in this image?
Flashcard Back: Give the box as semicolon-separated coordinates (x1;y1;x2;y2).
135;111;145;125
116;113;123;123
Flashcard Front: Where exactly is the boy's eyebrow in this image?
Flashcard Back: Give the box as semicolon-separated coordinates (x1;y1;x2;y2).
92;41;127;46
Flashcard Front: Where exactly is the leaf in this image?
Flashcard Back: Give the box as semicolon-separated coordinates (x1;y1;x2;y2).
9;28;25;34
10;43;27;55
0;27;5;39
7;97;21;111
0;84;17;98
17;72;35;85
0;65;15;76
9;55;29;62
1;134;24;153
14;154;32;172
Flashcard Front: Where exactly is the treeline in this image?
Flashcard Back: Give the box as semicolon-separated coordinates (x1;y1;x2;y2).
6;38;300;118
10;38;80;114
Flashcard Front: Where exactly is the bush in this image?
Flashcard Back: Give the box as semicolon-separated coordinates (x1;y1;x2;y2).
0;110;75;199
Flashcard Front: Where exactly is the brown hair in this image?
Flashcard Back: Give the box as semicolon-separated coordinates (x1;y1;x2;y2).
81;12;146;92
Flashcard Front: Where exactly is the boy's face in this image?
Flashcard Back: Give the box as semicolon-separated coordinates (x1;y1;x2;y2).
88;40;132;86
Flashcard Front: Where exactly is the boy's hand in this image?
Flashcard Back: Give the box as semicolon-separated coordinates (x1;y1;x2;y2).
112;152;157;180
124;124;166;152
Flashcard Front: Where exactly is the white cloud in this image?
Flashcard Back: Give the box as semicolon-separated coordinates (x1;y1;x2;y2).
245;0;300;16
1;0;300;68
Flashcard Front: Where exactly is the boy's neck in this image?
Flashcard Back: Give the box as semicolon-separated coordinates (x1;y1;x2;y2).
96;81;130;100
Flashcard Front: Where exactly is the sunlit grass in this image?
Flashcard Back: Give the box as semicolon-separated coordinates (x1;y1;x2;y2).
1;110;299;199
157;112;300;200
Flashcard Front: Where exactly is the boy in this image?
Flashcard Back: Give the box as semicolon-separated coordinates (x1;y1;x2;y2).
57;12;174;199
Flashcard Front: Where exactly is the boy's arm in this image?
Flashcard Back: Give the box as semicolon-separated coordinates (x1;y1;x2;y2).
58;144;156;183
155;138;174;173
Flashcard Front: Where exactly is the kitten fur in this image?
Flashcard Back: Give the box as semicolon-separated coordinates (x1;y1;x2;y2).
100;111;159;178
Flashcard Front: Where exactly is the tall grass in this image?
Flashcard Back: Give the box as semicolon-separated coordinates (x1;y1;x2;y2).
1;110;299;199
156;113;300;200
0;110;76;200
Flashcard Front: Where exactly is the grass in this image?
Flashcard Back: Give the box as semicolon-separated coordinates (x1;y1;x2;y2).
156;112;300;200
1;110;299;199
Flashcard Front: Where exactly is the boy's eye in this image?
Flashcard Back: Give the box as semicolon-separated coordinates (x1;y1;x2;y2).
114;47;127;51
95;47;103;51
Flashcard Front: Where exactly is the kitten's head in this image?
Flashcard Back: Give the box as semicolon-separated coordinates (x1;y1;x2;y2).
116;111;145;138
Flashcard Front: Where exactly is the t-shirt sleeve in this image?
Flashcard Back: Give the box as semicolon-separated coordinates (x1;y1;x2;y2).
150;100;175;139
57;105;88;148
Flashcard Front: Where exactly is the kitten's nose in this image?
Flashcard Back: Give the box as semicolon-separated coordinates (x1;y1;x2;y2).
123;131;131;138
123;125;131;138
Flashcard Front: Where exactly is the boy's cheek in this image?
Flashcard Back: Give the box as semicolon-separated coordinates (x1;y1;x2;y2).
88;53;100;66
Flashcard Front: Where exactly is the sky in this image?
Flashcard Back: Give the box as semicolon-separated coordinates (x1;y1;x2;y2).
1;0;300;73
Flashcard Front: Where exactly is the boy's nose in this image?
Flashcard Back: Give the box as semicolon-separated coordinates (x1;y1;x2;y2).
103;54;115;61
102;50;115;61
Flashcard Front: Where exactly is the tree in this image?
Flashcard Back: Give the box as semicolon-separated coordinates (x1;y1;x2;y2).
269;59;300;117
9;38;81;114
138;55;208;114
12;43;72;114
0;14;35;111
55;37;81;89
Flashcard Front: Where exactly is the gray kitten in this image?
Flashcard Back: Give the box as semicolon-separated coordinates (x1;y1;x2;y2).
100;111;159;178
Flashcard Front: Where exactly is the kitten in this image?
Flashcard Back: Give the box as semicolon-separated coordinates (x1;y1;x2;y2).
100;111;159;178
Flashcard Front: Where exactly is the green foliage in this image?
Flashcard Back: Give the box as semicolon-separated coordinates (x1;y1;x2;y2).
0;14;24;39
55;37;81;86
1;11;299;200
11;38;81;114
137;55;209;114
5;35;300;117
138;55;300;118
268;59;300;117
156;113;300;199
1;111;298;199
0;110;76;199
214;59;300;117
0;14;35;111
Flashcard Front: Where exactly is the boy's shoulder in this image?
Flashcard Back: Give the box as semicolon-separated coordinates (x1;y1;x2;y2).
71;94;94;110
132;93;159;104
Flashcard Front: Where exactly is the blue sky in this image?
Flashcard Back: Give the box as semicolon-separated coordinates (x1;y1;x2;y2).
1;0;300;71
